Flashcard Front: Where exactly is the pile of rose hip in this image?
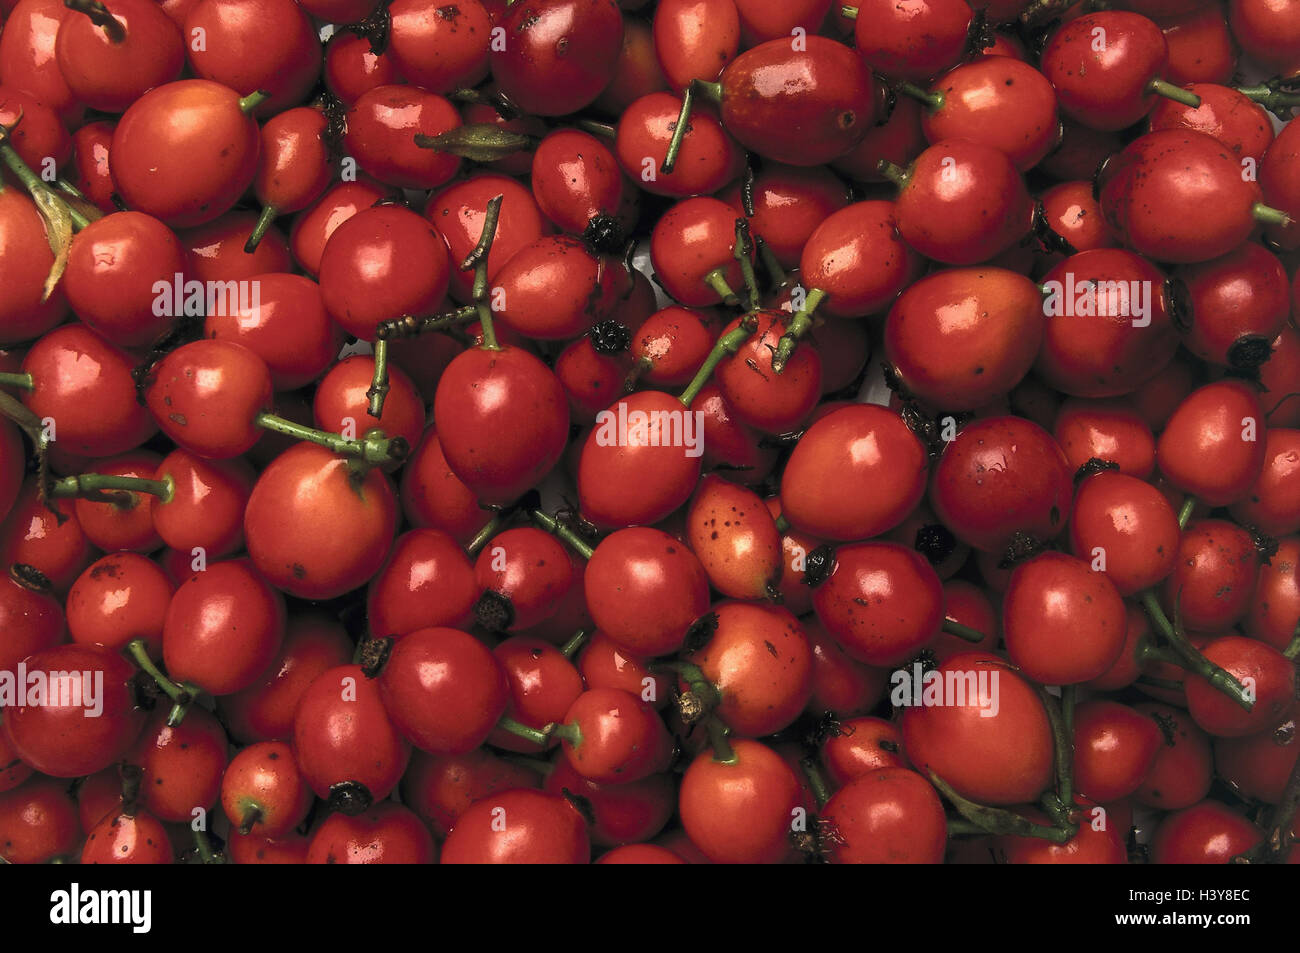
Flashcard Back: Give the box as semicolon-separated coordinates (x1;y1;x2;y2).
1;0;1299;866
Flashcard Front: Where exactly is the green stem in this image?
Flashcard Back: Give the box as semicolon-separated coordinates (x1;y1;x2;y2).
770;288;826;374
941;618;987;644
1253;203;1293;228
193;828;222;864
0;372;34;391
840;4;858;18
559;630;588;659
549;721;582;747
124;639;191;708
54;177;87;200
238;90;270;114
0;141;90;230
1282;622;1300;661
63;0;126;42
465;512;502;557
496;715;551;748
243;204;277;254
705;716;737;764
1237;84;1300;120
678;314;758;407
49;472;174;504
773;513;790;534
755;236;785;289
876;159;910;189
1139;590;1254;712
661;82;697;175
468;194;505;351
530;509;595;560
366;338;389;419
895;81;944;111
732;218;760;312
253;412;408;465
1177;495;1196;530
929;771;1076;844
702;268;739;307
375;304;478;340
800;756;831;808
572;119;616;140
1149;79;1201;108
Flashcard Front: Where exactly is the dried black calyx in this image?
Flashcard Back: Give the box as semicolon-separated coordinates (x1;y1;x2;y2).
589;318;632;355
581;214;626;256
802;545;835;589
914;523;957;567
474;590;515;633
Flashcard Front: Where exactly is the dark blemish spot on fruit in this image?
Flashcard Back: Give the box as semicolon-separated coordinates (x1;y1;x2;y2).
292;563;306;579
531;648;543;659
268;751;279;760
169;413;187;426
764;640;778;657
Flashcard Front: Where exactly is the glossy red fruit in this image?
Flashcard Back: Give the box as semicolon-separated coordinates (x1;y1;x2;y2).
821;716;908;785
323;30;401;105
221;740;312;840
129;705;228;822
1069;470;1181;596
885;268;1043;411
1036;249;1176;398
1041;11;1179;131
343;85;463;190
0;482;91;595
1227;0;1300;74
920;56;1060;170
163;558;285;696
22;324;156;457
821;768;947;864
780;404;927;541
584;526;710;657
0;189;68;346
852;0;973;82
307;802;436;864
219;610;353;744
379;626;509;755
1245;537;1300;650
66;553;173;656
1213;717;1298;804
55;0;184;112
401;748;540;838
293;664;411;806
715;37;877;166
486;636;583;752
494;236;627;340
388;0;492;93
1163;518;1258;632
245;442;398;600
996;804;1127;864
716;312;822;433
891;139;1033;265
1169;242;1289;371
441;789;589;864
1071;699;1162;802
1134;702;1214;810
1185;636;1296;738
1003;552;1127;685
678;739;803;864
577;390;703;529
152;450;253;558
111;79;260;228
63;211;186;349
653;0;739;90
813;542;944;666
289;178;401;277
901;652;1054;805
183;0;321;115
434;345;568;506
0;563;65;676
1099;130;1271;263
489;0;624;116
314;356;425;466
2;644;145;778
554;688;672;783
616;92;745;199
81;807;173;864
1150;800;1263;863
685;602;813;737
318;205;452;342
0;776;81;863
366;529;478;639
930;416;1073;553
0;0;82;124
1156;378;1266;506
1054;399;1156;476
144;339;272;460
